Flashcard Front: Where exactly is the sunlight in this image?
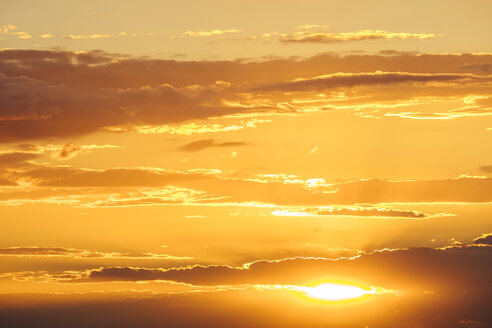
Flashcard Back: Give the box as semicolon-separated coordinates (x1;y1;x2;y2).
292;283;376;301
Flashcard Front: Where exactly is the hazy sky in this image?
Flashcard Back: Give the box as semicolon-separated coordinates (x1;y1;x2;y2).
0;1;491;327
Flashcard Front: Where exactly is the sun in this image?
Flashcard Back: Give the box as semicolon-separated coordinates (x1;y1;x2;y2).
295;283;376;301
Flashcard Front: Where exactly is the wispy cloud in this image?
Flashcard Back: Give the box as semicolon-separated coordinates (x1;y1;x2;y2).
295;24;330;30
256;71;489;92
177;29;239;37
271;206;452;219
0;24;31;39
0;246;193;260
65;32;136;40
280;29;435;43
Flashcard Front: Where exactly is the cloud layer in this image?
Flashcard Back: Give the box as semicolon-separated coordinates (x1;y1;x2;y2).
280;30;435;43
1;49;492;141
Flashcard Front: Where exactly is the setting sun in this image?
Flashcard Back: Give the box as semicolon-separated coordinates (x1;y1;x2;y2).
299;283;375;301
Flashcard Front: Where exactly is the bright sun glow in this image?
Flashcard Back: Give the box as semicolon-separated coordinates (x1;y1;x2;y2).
295;283;376;301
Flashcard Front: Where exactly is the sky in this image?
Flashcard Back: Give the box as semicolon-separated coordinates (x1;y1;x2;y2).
0;1;491;327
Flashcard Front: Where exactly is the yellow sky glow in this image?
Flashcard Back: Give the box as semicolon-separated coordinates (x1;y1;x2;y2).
0;1;491;327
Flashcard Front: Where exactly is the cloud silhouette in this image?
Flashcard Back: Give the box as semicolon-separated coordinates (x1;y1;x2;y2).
27;243;489;294
473;233;492;245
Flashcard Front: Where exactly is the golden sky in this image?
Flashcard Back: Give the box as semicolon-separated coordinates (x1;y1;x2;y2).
0;1;491;327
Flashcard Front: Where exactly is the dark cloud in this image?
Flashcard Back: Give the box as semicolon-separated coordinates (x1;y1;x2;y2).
255;72;487;92
0;73;237;142
1;244;491;327
473;234;492;245
1;49;492;141
84;244;492;292
2;49;491;89
177;139;247;152
55;144;82;160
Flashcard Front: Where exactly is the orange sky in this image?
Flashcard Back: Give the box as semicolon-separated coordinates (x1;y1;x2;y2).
0;1;491;327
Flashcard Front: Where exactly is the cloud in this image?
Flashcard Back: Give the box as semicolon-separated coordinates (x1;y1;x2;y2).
34;243;488;294
456;63;492;74
2;49;491;89
384;111;492;120
2;242;491;327
473;233;492;245
385;95;492;119
0;24;31;39
1;164;491;207
24;167;207;188
40;34;52;39
180;29;239;37
81;187;212;208
255;72;489;92
280;30;435;43
0;152;39;166
178;139;247;152
65;32;135;40
271;206;440;219
8;143;122;159
1;49;492;141
0;73;239;142
0;246;192;260
131;119;270;135
49;144;122;160
295;24;330;30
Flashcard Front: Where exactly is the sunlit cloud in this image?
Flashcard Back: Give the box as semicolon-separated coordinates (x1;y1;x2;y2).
0;24;32;39
256;71;490;92
65;32;136;40
279;29;436;43
473;233;492;245
0;143;123;161
178;29;240;37
271;206;453;219
0;246;193;260
295;24;330;30
131;119;270;135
